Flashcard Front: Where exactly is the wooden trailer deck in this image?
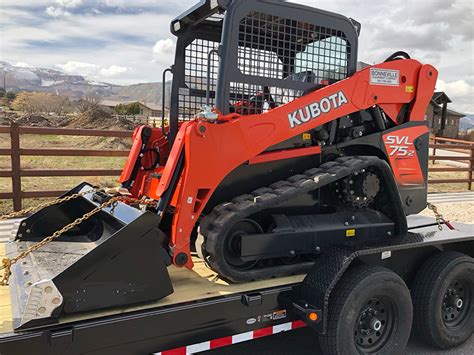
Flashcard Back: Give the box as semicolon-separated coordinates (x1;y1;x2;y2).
0;243;12;334
0;219;304;336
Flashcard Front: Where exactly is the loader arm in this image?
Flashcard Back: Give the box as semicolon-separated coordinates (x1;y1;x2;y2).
152;58;437;268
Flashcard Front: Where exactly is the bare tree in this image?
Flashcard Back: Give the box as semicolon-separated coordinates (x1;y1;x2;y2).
12;92;71;115
50;95;71;116
77;94;101;113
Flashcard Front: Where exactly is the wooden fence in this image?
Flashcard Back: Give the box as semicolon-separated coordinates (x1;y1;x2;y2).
0;122;132;211
113;114;166;127
429;136;474;190
0;122;473;211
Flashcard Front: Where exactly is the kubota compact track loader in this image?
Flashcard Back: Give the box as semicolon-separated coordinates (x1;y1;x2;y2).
5;0;438;330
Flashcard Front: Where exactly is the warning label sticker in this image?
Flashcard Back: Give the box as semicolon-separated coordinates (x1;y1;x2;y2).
273;309;287;320
370;68;399;86
345;229;356;237
249;309;288;325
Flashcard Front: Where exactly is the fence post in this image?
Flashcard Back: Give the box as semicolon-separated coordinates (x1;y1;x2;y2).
469;147;473;191
432;136;437;165
10;121;22;211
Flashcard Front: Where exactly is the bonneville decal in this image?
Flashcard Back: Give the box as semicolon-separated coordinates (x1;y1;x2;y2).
370;68;399;86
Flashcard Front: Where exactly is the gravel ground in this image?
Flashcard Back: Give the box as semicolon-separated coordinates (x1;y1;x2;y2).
419;202;474;224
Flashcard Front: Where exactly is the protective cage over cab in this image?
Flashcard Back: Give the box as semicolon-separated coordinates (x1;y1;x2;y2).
168;0;360;142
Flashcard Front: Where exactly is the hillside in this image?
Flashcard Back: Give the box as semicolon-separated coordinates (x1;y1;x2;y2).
106;82;171;104
0;61;169;105
459;115;474;132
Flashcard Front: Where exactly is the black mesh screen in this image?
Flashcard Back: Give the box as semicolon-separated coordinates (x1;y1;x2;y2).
237;47;284;79
229;11;350;115
177;11;351;119
178;38;219;120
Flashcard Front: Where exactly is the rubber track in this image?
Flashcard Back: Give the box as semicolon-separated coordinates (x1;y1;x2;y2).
198;155;384;283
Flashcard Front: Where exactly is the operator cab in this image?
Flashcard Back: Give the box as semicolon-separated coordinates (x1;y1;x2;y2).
167;0;360;142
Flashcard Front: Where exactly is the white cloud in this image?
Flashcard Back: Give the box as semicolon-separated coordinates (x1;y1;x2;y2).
56;61;98;76
436;79;474;114
2;0;472;111
153;38;175;58
45;6;71;17
45;0;82;18
99;65;127;76
56;61;128;79
55;0;83;8
437;79;474;98
0;7;180;84
14;62;30;68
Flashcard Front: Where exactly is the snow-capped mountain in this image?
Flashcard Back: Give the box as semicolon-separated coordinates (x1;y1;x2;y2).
0;61;172;105
0;61;117;98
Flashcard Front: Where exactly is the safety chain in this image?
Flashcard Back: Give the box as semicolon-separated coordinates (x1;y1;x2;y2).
427;202;445;231
0;194;157;286
0;188;100;221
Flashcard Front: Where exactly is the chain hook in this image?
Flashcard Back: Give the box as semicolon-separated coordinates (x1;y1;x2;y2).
427;202;444;231
1;258;11;286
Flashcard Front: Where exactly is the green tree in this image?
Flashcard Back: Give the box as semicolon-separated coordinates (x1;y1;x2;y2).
0;88;5;98
6;91;16;100
114;103;127;115
114;102;140;115
126;102;140;115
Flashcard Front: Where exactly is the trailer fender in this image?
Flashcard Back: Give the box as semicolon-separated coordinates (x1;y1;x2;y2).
299;222;474;334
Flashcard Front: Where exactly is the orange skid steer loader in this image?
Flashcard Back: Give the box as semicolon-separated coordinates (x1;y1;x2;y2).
3;0;438;333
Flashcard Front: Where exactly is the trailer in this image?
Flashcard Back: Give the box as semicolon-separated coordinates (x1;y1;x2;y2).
1;215;472;354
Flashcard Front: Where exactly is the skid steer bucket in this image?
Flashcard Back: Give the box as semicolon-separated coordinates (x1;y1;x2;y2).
5;182;173;330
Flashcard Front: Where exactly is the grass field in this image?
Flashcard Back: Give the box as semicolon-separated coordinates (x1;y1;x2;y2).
0;133;471;214
427;163;472;193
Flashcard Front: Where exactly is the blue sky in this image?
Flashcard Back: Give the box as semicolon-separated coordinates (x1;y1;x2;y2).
0;0;473;113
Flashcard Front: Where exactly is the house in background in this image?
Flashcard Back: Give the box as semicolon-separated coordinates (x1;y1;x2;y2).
137;102;162;117
100;100;164;117
425;92;465;139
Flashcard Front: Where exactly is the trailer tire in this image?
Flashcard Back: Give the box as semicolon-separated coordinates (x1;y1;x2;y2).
314;265;412;355
412;251;474;349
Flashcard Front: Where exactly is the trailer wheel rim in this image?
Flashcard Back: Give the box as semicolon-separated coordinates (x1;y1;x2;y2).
223;219;262;270
442;279;471;329
354;297;396;352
